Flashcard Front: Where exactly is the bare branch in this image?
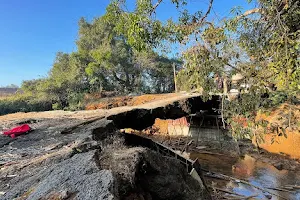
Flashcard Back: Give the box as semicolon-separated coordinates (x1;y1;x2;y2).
197;0;214;26
180;0;214;31
224;62;242;73
150;0;163;14
153;0;163;10
236;8;262;20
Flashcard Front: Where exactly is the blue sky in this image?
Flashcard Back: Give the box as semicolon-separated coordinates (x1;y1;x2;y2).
0;0;253;86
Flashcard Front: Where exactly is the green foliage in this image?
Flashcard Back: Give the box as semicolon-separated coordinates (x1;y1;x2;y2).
93;0;299;140
67;92;85;111
0;94;52;115
51;103;61;110
103;1;169;51
107;0;299;96
267;91;288;107
77;16;177;93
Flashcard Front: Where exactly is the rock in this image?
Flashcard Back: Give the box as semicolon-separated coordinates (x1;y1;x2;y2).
274;163;284;170
59;190;70;199
265;194;272;199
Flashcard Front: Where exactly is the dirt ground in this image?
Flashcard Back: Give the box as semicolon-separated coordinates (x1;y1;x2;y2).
85;93;179;110
0;93;196;123
231;103;300;159
0;92;209;200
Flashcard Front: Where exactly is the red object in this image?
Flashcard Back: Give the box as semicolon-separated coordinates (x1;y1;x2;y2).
3;124;32;138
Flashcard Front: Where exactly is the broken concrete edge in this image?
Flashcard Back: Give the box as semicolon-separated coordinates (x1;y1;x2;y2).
72;108;212;198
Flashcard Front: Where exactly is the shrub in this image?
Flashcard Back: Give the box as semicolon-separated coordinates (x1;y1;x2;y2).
0;95;52;116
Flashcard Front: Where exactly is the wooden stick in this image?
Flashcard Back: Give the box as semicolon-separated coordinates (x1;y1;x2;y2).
180;139;193;153
227;177;288;200
205;173;228;181
194;150;226;156
224;194;258;200
267;187;295;193
173;63;177;93
281;186;294;190
292;186;300;189
209;186;245;197
284;185;300;189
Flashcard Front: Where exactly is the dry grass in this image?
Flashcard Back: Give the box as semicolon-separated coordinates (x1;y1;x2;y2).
98;135;146;194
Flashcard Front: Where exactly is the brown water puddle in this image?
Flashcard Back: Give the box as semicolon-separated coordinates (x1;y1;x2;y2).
190;153;300;200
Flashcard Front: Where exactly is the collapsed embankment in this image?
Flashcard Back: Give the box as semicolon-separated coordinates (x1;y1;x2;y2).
0;94;213;200
2;133;206;200
2;93;300;200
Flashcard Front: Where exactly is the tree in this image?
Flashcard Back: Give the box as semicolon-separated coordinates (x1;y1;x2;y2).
104;0;299;95
104;0;299;138
103;0;217;92
233;0;300;94
77;16;177;93
37;52;87;108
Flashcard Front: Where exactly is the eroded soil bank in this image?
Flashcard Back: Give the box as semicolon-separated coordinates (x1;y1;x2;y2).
1;93;299;200
0;93;210;200
0;122;208;200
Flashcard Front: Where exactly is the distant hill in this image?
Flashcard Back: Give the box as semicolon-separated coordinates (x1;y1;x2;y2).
0;87;18;97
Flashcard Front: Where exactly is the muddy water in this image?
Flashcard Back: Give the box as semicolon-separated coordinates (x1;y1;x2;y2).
190;153;300;200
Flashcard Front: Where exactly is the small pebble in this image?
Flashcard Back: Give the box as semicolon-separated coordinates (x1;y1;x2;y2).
265;194;272;199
